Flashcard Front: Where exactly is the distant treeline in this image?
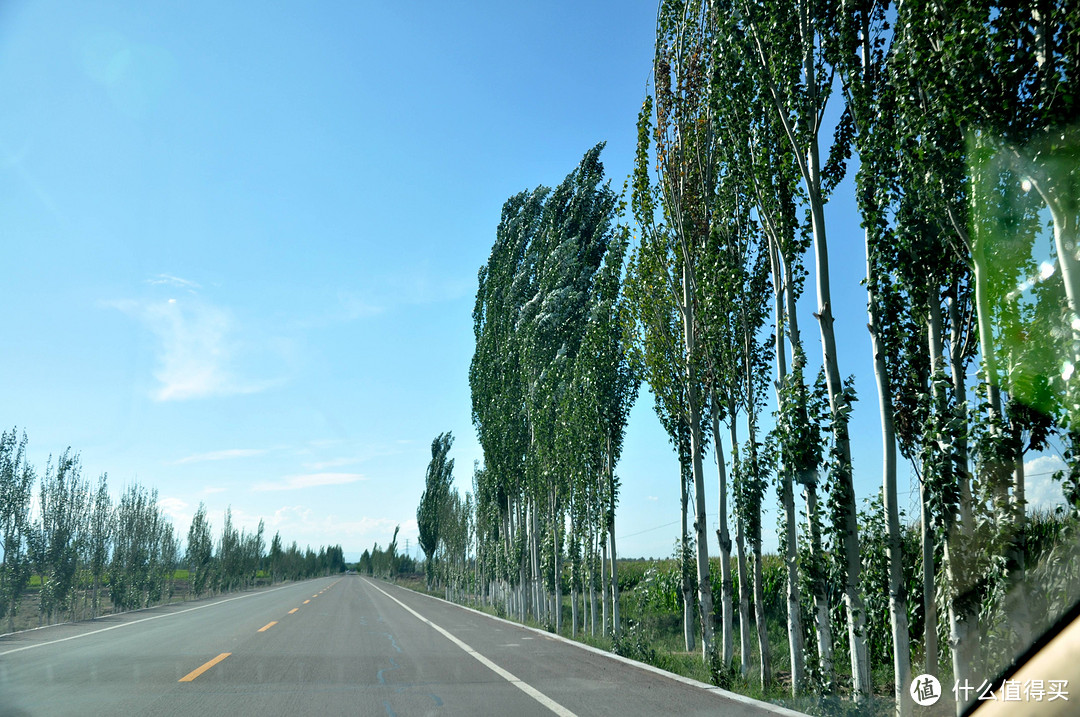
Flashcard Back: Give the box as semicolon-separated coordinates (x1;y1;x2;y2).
353;525;418;578
0;428;345;634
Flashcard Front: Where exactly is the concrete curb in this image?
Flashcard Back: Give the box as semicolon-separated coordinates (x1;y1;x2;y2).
382;579;809;717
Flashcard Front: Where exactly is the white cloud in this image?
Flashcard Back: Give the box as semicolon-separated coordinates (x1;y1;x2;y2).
144;299;238;401
253;472;366;492
304;456;358;470
1024;454;1068;512
380;271;472;305
300;443;405;471
295;271;468;331
307;438;344;449
174;448;267;464
288;290;383;331
146;274;201;292
647;496;659;502
336;291;383;321
261;505;416;545
108;292;280;401
157;496;190;524
177;502;415;554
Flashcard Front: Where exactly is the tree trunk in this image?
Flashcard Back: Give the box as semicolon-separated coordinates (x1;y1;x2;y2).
587;525;596;637
682;464;696;653
781;234;835;688
608;512;620;637
601;535;609;637
735;506;752;679
867;230;912;717
752;539;772;689
920;466;939;676
530;499;541;623
682;261;714;660
517;501;528;623
947;291;974;533
1007;448;1030;648
590;547;597;637
606;441;620;638
711;400;734;668
971;221;1009;512
769;243;805;695
728;417;751;677
930;291;979;715
751;0;869;694
806;145;871;702
743;317;773;689
804;482;834;684
571;584;578;637
1030;168;1080;340
552;485;561;635
780;467;803;694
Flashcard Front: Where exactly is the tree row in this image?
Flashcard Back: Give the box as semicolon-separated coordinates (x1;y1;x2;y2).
0;428;344;634
629;1;1078;714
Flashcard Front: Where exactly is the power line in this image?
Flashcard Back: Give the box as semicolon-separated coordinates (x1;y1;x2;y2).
620;513;725;541
620;520;679;539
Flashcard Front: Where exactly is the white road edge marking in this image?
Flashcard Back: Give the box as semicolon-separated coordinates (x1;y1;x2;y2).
364;578;578;717
0;582;302;656
371;578;808;717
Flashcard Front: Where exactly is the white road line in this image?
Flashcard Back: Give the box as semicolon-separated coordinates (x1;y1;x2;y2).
0;583;298;656
377;579;808;717
364;579;578;717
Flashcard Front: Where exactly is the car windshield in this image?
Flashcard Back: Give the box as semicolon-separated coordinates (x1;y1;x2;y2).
1;2;1077;717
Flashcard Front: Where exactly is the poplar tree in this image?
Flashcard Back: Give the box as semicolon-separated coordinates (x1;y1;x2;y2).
830;1;912;711
186;503;214;599
730;0;871;697
0;429;34;633
418;432;455;589
87;473;111;619
648;0;723;658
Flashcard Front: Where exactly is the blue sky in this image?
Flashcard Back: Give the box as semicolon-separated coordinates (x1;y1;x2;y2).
0;1;1065;562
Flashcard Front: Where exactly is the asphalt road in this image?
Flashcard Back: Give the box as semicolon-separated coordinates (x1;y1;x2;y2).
0;576;804;716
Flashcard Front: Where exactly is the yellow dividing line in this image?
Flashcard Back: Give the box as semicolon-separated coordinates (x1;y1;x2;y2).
179;652;231;682
303;599;310;604
258;621;277;632
288;608;299;614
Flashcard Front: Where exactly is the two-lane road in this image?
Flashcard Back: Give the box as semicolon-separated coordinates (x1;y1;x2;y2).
0;576;803;716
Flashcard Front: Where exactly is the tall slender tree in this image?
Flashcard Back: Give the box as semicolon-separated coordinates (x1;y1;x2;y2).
418;432;455;589
0;430;34;633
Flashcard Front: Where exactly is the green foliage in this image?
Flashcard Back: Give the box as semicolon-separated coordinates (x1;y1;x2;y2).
857;492;898;670
469;144;634;631
460;1;1080;711
0;429;35;631
611;618;660;666
709;641;737;689
0;429;337;631
186;503;214;598
417;431;455;587
635;565;683;614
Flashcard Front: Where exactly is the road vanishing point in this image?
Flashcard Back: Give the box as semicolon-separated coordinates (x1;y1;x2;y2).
0;576;805;716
